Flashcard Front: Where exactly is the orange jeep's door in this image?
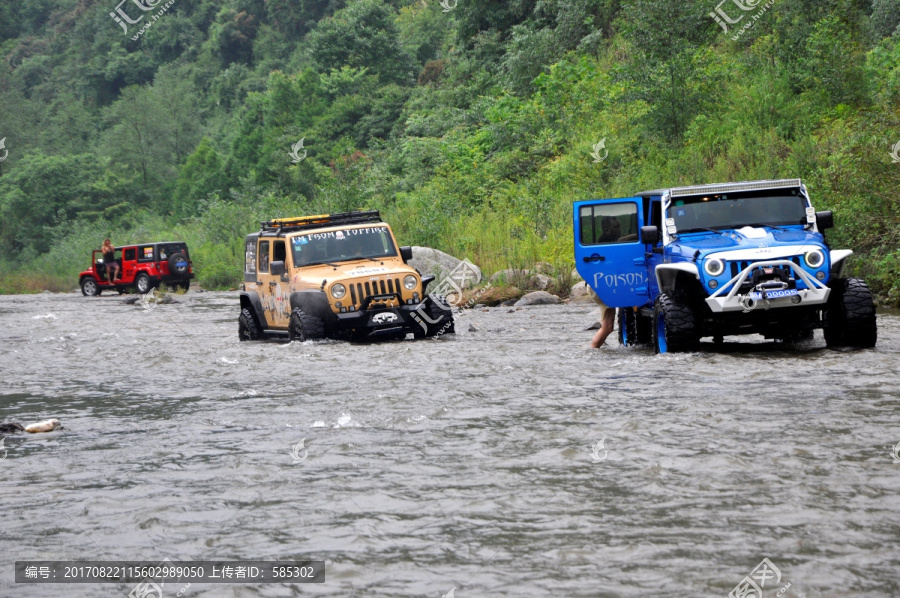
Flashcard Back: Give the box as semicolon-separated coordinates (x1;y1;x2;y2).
257;239;274;326
269;239;290;328
257;239;291;329
120;247;138;282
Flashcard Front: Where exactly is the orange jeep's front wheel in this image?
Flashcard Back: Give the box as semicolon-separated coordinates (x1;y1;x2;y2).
289;308;326;342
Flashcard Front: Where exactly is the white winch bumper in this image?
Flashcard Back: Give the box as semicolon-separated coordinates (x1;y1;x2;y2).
705;259;830;313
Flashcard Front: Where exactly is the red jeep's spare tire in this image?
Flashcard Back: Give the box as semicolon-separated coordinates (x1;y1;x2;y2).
168;252;189;277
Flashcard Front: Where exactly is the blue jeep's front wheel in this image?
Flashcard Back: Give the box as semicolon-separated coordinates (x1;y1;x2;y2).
653;292;699;354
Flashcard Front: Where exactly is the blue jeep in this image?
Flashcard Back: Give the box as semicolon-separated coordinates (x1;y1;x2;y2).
574;179;877;352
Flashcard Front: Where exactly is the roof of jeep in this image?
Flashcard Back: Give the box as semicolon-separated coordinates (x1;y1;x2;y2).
102;241;187;250
259;211;382;235
634;178;803;198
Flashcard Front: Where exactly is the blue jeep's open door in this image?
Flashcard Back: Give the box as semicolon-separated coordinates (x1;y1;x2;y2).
574;197;650;308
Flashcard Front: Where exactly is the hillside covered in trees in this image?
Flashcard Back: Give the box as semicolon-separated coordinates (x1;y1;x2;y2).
0;0;898;302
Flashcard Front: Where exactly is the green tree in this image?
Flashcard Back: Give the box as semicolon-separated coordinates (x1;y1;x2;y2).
616;0;713;139
102;85;170;189
306;0;416;85
172;138;224;217
153;65;203;164
0;152;130;254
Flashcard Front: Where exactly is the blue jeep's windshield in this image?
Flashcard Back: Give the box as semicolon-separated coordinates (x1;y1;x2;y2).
291;225;398;267
668;190;808;233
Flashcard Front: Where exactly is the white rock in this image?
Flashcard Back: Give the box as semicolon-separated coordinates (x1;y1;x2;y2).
25;419;61;433
570;281;590;299
409;247;482;287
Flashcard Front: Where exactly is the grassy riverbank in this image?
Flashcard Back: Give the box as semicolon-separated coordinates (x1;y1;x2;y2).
0;1;898;303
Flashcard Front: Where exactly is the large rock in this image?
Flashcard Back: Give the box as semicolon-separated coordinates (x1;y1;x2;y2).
534;262;553;275
570;281;591;301
514;291;561;306
409;247;482;287
490;269;553;290
489;268;532;285
533;273;553;291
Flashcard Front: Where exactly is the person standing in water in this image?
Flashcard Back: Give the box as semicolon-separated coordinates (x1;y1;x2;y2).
101;239;119;283
589;286;615;348
589;216;621;348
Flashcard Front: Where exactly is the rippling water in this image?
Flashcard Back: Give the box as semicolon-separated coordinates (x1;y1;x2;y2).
1;291;899;597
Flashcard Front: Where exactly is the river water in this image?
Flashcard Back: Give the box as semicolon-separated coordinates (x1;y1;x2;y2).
1;290;899;597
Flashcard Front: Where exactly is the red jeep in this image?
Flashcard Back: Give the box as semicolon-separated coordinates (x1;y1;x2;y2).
79;242;194;296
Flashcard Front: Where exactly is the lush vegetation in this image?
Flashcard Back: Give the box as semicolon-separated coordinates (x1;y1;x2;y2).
1;0;898;303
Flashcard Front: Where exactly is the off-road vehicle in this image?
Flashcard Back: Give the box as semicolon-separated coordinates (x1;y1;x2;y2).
238;211;454;342
79;242;193;296
574;179;877;352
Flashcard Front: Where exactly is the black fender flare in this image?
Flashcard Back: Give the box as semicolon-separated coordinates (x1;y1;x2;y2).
421;274;436;294
239;291;267;330
290;290;337;324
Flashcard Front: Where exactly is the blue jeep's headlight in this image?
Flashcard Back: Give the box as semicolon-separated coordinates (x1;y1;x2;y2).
805;250;824;268
704;258;724;277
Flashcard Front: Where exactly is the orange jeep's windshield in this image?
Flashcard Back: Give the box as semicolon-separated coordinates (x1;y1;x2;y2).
291;225;398;267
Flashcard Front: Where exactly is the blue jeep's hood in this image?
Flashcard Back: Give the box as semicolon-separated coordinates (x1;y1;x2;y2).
668;227;825;259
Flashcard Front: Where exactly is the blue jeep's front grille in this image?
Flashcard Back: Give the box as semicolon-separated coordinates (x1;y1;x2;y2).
726;256;811;289
728;256;803;279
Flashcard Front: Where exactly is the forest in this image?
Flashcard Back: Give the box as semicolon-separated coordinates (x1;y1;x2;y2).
0;0;898;304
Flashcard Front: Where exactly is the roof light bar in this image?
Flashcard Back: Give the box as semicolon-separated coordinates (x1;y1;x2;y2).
261;211;382;231
669;179;802;198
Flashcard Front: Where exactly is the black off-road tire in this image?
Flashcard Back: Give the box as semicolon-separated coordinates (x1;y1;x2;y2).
135;273;153;295
414;294;455;338
618;307;652;346
179;280;190;292
289;308;326;342
653;292;699;354
81;277;100;297
168;252;190;277
238;307;262;341
823;278;877;349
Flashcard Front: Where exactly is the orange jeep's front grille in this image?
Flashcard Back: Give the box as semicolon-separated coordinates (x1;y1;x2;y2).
348;278;402;309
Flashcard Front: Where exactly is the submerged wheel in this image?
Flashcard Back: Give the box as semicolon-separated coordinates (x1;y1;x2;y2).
179;280;190;292
81;277;100;297
238;307;262;341
289;308;326;342
414;294;455;338
618;307;652;346
823;278;877;349
135;273;152;294
653;292;699;354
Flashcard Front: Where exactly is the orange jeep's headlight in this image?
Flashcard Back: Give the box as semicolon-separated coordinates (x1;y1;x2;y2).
403;275;417;290
331;283;346;299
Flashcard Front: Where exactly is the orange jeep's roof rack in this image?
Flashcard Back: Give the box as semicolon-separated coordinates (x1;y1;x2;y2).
260;211;382;233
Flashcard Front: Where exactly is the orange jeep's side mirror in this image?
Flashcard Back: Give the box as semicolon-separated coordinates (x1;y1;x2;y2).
270;261;285;276
400;246;413;262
